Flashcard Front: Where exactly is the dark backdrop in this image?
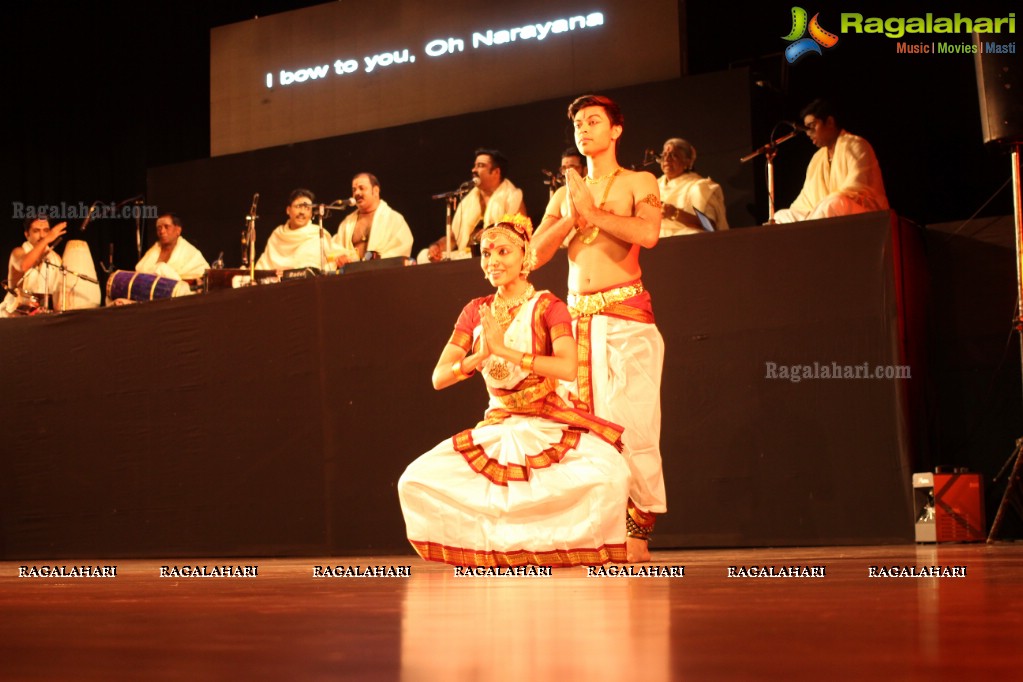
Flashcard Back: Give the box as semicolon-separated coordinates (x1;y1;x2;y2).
4;1;1014;266
147;69;753;264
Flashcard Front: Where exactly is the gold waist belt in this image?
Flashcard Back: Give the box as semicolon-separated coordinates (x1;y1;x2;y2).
568;281;644;317
494;377;557;411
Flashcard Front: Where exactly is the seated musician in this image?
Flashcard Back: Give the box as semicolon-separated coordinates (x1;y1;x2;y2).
1;215;66;318
332;173;413;267
136;212;210;287
255;188;332;272
774;99;888;223
658;138;729;235
419;149;526;262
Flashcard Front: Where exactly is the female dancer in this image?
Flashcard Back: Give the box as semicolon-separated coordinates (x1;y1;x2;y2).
398;214;630;567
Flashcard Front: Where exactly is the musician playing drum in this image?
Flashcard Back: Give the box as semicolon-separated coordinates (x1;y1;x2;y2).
135;212;210;285
108;211;209;306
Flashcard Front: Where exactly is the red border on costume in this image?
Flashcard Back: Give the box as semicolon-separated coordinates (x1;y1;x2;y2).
409;539;628;567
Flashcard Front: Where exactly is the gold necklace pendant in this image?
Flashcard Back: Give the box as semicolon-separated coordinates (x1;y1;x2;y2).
577;225;601;245
574;168;623;244
491;284;535;328
488;360;511;381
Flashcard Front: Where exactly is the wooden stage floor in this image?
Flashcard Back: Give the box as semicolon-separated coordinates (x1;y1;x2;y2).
2;543;1021;680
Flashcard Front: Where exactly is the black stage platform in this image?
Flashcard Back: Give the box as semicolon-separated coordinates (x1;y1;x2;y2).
1;212;925;559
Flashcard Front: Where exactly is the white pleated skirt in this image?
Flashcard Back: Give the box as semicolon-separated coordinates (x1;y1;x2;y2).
399;414;630;567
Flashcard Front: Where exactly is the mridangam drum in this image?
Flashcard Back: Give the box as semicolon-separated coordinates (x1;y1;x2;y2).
60;239;101;309
105;270;191;303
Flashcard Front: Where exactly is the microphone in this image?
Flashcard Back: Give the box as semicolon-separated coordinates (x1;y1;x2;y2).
315;198;356;214
43;236;64;258
431;181;476;200
112;194;145;210
247;193;259;221
642;149;661;166
542;169;563;189
783;120;810;132
79;202;99;232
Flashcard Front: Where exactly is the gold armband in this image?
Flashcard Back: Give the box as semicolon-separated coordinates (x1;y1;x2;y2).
638;193;662;209
519;353;535;372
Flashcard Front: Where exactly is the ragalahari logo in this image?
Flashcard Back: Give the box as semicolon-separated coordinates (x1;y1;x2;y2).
782;7;839;63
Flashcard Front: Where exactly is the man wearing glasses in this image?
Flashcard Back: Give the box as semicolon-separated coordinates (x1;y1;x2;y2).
774;99;888;223
559;148;586;182
255;189;332;271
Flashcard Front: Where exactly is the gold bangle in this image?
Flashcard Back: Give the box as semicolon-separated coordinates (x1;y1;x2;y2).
452;360;474;381
519;353;535;372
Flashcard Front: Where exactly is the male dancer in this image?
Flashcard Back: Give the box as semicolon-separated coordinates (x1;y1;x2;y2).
533;95;665;562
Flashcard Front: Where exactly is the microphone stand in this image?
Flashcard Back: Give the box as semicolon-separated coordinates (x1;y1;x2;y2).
110;195;147;261
99;244;115;275
446;197;456;255
317;204;327;272
431;182;474;259
134;205;142;261
53;260;99;312
245;194;259;284
989;142;1023;541
741;123;802;224
542;170;562;199
315;201;356;271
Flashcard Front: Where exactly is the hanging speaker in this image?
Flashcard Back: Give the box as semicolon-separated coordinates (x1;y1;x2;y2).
973;34;1023;145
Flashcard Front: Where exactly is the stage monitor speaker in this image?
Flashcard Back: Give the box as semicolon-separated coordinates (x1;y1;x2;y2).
914;471;987;542
973;35;1023;145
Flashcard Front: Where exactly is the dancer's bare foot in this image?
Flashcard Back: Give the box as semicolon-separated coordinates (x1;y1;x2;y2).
626;536;650;563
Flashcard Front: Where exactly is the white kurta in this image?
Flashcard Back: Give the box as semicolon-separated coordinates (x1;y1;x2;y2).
1;242;62;317
775;131;889;223
399;293;630;567
254;223;331;271
450;179;524;251
136;236;210;281
658;172;729;236
331;200;413;260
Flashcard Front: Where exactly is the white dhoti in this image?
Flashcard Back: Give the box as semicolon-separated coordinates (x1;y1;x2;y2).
774;194;878;223
569;284;667;518
577;315;666;514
